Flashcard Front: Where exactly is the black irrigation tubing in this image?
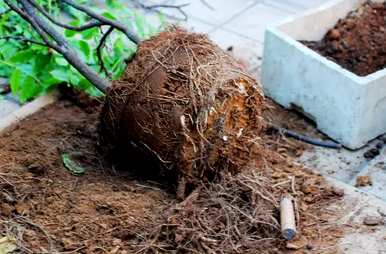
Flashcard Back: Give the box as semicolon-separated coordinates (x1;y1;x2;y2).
273;126;342;149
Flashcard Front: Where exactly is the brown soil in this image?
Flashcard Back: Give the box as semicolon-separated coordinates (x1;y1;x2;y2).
0;100;172;253
302;2;386;76
99;28;265;198
0;97;343;253
0;28;346;254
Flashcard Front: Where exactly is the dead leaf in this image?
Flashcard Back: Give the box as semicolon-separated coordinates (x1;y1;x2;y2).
15;202;29;215
0;236;17;254
356;175;372;187
0;204;14;217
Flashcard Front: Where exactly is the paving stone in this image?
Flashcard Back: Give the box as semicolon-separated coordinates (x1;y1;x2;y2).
222;3;291;43
208;28;263;53
279;0;330;10
263;0;303;14
0;99;20;119
169;0;259;26
180;17;214;34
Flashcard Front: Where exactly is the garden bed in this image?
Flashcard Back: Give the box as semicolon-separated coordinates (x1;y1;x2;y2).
0;95;344;253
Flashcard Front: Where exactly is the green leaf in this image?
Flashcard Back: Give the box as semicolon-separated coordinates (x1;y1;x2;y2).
69;70;81;85
102;11;116;20
86;86;104;97
81;27;98;40
65;29;77;38
33;53;52;73
134;12;146;38
10;68;41;102
113;37;125;56
9;68;22;93
106;0;120;8
77;77;92;90
9;49;35;63
78;40;90;59
62;153;85;176
50;69;69;83
54;57;68;67
0;0;161;103
39;72;62;89
0;42;19;59
19;75;41;102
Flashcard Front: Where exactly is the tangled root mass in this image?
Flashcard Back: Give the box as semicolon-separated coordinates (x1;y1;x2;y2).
99;28;265;197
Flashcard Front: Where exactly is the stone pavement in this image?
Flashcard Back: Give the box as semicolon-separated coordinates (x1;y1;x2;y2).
0;78;20;119
178;0;327;50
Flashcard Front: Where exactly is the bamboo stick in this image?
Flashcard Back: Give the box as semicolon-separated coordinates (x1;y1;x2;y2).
280;195;297;240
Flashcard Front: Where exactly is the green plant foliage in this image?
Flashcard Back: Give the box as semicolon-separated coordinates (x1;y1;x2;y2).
61;153;85;176
0;0;163;103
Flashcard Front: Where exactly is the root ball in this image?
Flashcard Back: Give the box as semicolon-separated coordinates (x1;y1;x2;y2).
99;28;265;197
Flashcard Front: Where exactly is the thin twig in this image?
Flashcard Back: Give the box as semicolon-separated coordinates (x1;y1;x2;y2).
200;0;215;11
132;0;189;21
14;215;56;253
96;26;114;77
4;0;111;92
62;0;140;44
0;35;48;47
27;0;103;31
4;0;61;51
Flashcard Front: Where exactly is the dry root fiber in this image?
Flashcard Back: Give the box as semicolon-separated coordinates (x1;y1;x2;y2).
99;28;265;197
134;150;343;254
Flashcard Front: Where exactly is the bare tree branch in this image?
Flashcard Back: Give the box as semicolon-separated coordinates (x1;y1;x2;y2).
4;0;61;51
27;0;103;31
200;0;215;11
132;1;189;21
62;0;140;44
3;0;147;93
5;0;111;92
97;26;114;78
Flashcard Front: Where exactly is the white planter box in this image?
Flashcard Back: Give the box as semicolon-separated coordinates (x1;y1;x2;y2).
261;0;386;149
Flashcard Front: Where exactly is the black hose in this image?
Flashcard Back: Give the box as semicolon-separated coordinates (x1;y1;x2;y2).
270;125;342;149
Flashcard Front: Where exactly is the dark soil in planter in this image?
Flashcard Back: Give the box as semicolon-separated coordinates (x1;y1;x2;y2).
302;2;386;77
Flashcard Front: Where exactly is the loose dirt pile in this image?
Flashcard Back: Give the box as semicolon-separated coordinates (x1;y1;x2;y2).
0;99;343;253
99;28;265;198
0;99;172;253
302;2;386;76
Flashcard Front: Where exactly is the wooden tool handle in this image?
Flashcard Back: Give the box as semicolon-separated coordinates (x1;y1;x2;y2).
280;196;297;240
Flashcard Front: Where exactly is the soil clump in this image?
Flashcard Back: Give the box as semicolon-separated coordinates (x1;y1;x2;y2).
302;2;386;76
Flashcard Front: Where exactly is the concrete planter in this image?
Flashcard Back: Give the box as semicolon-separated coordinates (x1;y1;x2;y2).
261;0;386;149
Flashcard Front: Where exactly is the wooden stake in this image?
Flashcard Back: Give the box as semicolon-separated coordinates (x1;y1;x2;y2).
280;195;297;240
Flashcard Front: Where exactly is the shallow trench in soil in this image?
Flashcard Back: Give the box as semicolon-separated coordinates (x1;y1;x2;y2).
0;96;343;253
